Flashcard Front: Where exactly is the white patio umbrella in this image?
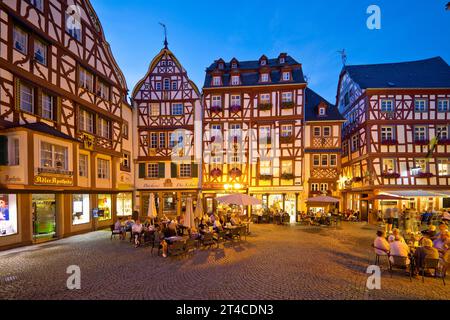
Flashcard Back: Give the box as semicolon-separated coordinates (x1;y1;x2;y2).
216;194;262;206
147;193;157;225
194;193;204;220
183;197;195;229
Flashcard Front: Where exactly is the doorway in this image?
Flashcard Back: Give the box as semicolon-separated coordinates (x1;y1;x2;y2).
32;194;57;242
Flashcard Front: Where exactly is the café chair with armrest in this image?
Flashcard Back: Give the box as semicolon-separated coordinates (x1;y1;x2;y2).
388;255;412;281
417;258;444;285
110;225;122;240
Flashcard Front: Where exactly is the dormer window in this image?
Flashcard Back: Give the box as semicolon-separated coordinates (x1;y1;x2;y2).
213;76;221;86
231;62;237;69
218;63;224;69
261;73;269;83
280;57;285;64
282;72;291;81
261;59;267;66
231;76;240;86
279;53;287;64
319;107;327;116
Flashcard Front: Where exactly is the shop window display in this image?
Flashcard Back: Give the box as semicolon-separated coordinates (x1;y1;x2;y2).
117;193;133;217
98;194;112;221
0;194;18;237
72;194;90;225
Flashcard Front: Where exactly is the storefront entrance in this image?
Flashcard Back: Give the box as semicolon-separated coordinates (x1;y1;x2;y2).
32;194;56;241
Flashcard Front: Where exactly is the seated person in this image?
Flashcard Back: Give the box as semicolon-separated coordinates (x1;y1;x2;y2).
210;213;216;224
230;214;241;226
373;230;390;256
114;218;125;240
414;238;440;275
154;226;168;258
434;223;449;239
125;216;135;231
165;222;178;238
421;225;437;238
392;228;406;245
389;235;410;266
442;211;450;223
433;231;449;252
213;219;223;232
131;220;144;247
421;211;433;225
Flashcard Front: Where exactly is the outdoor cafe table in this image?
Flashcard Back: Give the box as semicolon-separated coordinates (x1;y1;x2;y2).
165;236;187;244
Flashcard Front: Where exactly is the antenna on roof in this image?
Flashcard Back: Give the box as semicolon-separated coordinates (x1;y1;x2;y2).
337;49;347;66
159;22;168;49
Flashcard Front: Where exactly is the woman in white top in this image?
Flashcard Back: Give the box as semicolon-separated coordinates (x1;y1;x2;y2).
373;231;390;256
389;235;410;265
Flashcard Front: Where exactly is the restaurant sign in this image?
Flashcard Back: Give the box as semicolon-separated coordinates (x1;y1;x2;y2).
34;175;73;186
81;133;95;151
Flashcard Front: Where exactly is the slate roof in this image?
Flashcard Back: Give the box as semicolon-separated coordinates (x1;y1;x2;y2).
304;88;345;122
9;122;79;142
204;55;306;88
343;57;450;89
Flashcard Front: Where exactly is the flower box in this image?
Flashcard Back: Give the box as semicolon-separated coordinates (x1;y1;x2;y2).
281;101;295;109
258;103;272;111
259;174;273;181
279;136;293;144
229;105;242;113
281;173;294;180
229;168;242;178
352;177;363;183
414;139;430;146
439;139;450;145
210;106;223;113
259;137;272;145
210;168;222;178
381;139;398;146
382;172;401;179
413;172;434;179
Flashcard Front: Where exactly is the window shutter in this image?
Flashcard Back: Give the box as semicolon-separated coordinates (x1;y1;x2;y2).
192;163;198;178
36;88;42;117
15;79;20;111
158;163;165;178
171;162;178;178
0;136;8;165
56;96;61;123
138;163;146;179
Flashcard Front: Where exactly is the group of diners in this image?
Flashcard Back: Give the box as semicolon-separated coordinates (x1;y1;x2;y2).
373;222;449;280
111;212;250;258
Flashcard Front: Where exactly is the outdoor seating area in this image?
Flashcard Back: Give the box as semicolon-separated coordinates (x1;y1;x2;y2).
109;193;254;258
372;219;450;286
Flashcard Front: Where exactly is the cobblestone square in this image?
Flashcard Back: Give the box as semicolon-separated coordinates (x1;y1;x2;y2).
0;223;448;300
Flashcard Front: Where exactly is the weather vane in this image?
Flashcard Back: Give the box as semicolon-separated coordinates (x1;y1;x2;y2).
159;22;168;48
337;49;347;66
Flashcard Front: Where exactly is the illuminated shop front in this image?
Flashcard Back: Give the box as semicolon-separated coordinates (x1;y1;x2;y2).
32;194;56;240
97;194;112;221
116;192;133;217
253;193;298;223
72;194;90;225
0;194;18;237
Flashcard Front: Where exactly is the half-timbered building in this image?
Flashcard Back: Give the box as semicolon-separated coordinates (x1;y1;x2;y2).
0;0;133;250
202;54;311;221
132;44;201;218
337;57;450;221
303;88;345;212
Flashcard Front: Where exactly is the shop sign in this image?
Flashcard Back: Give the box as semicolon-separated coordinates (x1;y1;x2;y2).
34;175;73;186
81;133;95;151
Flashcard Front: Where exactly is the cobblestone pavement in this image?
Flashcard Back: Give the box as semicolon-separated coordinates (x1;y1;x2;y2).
0;223;448;300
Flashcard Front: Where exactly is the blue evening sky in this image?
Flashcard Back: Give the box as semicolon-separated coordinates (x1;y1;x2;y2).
90;0;450;103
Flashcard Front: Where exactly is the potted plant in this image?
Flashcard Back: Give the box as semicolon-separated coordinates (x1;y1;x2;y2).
279;135;293;144
210;168;222;178
413;172;434;178
281;173;294;180
382;172;401;179
210;106;223;113
229;168;242;178
281;101;295;109
352;177;363;183
381;139;398;146
229;105;242;113
258;103;272;111
259;174;273;181
414;139;430;146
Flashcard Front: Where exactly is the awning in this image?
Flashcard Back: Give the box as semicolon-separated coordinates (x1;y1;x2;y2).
361;194;408;201
387;190;447;198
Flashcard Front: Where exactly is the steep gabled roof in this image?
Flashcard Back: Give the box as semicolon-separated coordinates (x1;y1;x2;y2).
343;57;450;89
305;88;345;122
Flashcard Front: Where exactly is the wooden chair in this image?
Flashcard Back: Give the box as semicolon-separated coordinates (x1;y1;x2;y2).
388;255;412;281
215;230;228;248
168;241;186;257
418;258;444;284
201;233;215;249
151;235;163;256
185;239;197;255
110;225;122;240
372;244;390;268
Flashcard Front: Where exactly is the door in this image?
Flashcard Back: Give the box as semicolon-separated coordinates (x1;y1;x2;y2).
32;194;56;242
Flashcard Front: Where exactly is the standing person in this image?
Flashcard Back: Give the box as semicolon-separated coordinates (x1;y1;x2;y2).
384;207;394;234
392;207;400;229
132;219;144;248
